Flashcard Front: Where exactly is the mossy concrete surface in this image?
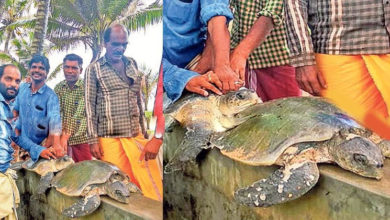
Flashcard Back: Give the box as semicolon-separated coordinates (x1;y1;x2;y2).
163;124;390;220
15;168;162;220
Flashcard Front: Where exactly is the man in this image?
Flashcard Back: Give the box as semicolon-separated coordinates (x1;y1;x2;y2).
284;0;390;136
0;64;54;219
54;54;92;162
163;0;242;102
85;24;162;201
13;55;64;158
229;0;300;101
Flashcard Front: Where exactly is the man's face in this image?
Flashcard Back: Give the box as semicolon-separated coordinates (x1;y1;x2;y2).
0;66;21;101
63;60;82;84
104;28;128;63
29;62;47;83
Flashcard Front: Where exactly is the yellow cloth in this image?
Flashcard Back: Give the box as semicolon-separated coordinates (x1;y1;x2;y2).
315;54;390;137
99;135;163;201
0;169;19;220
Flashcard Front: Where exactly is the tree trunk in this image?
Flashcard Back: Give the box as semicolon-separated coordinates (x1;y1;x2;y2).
31;0;50;55
3;31;13;54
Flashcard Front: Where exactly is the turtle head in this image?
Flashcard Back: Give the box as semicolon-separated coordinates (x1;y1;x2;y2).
54;156;74;170
218;89;261;117
331;136;384;179
106;181;131;203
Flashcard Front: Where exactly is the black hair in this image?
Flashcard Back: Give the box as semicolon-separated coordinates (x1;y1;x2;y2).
28;54;50;73
63;53;83;68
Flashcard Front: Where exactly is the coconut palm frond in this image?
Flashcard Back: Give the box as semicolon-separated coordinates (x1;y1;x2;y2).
47;62;63;81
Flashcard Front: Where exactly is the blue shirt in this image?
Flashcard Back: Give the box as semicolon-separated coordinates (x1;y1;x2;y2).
0;93;15;173
163;0;233;102
13;83;62;161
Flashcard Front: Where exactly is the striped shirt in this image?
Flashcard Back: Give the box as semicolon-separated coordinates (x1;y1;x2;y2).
284;0;390;67
54;79;90;145
230;0;291;69
84;56;145;143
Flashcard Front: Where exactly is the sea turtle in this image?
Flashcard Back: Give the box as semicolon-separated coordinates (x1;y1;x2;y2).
165;96;389;207
49;160;141;218
164;89;260;173
22;156;74;194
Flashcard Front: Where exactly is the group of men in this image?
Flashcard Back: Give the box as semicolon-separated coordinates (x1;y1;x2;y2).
163;0;390;137
0;24;162;219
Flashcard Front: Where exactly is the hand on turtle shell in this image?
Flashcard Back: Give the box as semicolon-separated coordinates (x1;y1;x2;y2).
40;149;56;160
52;143;65;157
214;64;243;93
90;143;104;159
295;65;327;95
185;73;222;97
140;137;163;161
230;49;247;82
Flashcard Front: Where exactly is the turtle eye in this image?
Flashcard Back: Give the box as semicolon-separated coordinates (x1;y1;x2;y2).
236;92;245;100
353;153;368;165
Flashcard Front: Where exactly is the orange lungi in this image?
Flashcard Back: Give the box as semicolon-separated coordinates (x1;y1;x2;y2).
315;54;390;138
99;134;162;201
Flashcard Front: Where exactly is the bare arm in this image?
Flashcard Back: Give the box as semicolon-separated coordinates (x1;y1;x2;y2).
230;16;275;80
208;16;242;92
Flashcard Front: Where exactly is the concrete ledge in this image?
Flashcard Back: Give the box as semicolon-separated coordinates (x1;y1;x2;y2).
163;125;390;220
16;168;162;220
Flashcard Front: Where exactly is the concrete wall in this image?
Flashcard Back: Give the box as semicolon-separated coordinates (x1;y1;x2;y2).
16;169;162;220
163;124;390;220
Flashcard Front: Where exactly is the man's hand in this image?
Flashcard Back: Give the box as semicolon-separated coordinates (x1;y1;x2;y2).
185;71;223;96
60;133;70;154
214;64;243;93
295;65;327;96
230;49;248;81
90;143;103;159
40;149;56;159
52;143;65;157
139;137;163;161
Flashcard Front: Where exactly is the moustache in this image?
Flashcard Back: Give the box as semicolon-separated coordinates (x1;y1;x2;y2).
7;88;17;93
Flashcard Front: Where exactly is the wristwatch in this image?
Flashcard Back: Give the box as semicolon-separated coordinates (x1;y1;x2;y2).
154;133;163;140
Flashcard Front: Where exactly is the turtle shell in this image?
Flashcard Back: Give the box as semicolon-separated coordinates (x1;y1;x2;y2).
23;156;74;176
211;97;360;166
51;160;127;197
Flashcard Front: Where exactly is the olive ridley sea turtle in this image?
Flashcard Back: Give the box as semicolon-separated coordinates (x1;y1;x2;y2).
164;89;260;173
49;160;141;218
165;96;390;207
22;156;74;194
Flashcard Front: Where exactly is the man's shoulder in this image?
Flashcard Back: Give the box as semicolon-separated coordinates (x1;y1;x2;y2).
54;80;67;91
42;84;59;97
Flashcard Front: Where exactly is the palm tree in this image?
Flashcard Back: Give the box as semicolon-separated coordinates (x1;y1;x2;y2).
139;64;158;111
0;0;35;54
139;64;158;129
30;0;51;55
46;0;162;63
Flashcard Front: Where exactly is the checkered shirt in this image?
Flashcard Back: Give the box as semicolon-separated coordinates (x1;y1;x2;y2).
54;79;91;145
230;0;290;69
85;56;145;143
285;0;390;67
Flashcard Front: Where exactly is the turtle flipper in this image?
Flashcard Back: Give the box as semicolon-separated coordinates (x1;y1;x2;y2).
234;161;319;207
62;194;101;218
164;128;212;173
37;172;54;194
